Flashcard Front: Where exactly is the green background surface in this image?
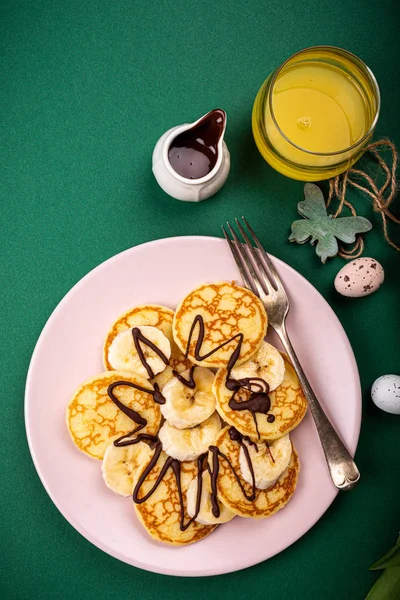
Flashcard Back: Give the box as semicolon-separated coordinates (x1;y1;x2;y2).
1;1;400;598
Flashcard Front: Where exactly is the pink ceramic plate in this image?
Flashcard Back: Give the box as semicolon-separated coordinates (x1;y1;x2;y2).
25;236;361;576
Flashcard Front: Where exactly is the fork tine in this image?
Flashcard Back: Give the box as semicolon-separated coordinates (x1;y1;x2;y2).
226;222;266;299
222;226;253;291
235;218;275;297
242;217;282;291
227;222;264;296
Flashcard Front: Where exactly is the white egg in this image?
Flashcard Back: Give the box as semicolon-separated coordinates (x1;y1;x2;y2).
334;257;384;298
371;375;400;414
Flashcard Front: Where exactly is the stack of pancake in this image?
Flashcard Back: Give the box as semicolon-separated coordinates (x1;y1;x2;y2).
66;282;307;545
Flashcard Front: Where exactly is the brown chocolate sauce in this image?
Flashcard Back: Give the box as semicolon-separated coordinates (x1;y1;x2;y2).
114;431;159;448
208;427;257;517
133;442;206;531
228;427;257;500
207;445;221;518
128;313;276;530
228;391;270;438
132;426;259;524
184;314;273;436
184;313;243;362
107;380;166;448
131;327;169;380
172;365;196;389
265;441;275;463
108;375;166;409
108;381;148;426
168;109;225;180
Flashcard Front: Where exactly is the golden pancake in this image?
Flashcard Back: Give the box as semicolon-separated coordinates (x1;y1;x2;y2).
173;282;268;368
213;354;307;440
210;426;299;518
66;371;161;460
103;304;191;388
133;446;216;545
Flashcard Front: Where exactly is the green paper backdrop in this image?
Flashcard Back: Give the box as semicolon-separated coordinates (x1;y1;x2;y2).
1;1;399;598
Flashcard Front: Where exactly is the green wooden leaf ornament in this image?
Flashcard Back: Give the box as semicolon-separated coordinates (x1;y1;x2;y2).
289;183;372;263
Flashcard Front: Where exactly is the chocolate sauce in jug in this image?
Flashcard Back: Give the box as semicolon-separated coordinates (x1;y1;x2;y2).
168;109;226;180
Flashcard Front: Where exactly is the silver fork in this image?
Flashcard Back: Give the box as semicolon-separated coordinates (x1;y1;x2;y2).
223;217;360;491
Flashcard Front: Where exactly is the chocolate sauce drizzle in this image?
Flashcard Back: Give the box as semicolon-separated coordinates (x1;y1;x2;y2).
185;314;243;362
172;365;196;389
178;314;277;517
208;427;257;517
108;380;207;529
105;327;169;446
114;432;159;448
131;327;169;379
110;314;278;530
107;380;166;447
227;383;271;439
133;442;206;531
108;381;148;425
265;441;275;463
185;314;274;435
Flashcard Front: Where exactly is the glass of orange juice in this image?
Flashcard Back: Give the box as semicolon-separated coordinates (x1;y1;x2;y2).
252;46;380;181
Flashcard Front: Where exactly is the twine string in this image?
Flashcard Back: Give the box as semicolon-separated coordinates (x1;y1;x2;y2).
326;138;400;258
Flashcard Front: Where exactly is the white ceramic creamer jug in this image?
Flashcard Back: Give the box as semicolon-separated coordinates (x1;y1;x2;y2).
152;109;230;202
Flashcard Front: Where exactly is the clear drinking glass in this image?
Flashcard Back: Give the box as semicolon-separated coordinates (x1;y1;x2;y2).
252;46;380;181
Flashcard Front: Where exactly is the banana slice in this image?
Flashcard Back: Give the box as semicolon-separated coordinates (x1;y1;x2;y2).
187;470;235;525
159;412;221;461
108;325;171;379
231;341;285;391
161;367;216;429
101;441;152;496
239;434;292;490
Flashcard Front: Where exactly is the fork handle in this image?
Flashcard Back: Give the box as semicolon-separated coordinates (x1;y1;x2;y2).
274;323;360;491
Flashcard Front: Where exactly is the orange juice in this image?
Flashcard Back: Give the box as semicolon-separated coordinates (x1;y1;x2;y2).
252;47;380;181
